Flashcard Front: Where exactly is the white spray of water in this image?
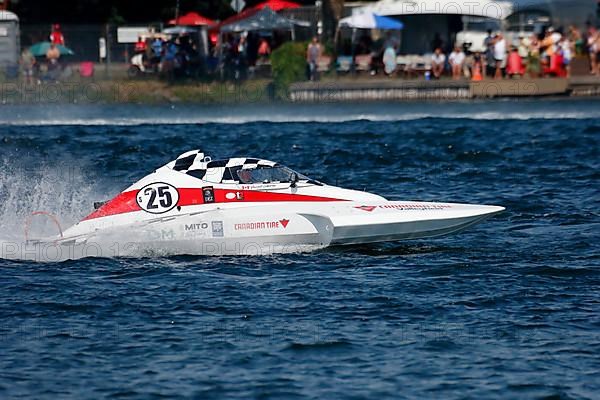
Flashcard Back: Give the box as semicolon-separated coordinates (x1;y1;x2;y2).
0;156;104;260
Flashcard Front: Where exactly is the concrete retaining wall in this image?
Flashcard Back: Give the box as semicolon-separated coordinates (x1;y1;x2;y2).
288;77;597;102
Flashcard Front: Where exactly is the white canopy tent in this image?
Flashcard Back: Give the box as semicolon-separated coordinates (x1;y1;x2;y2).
353;0;515;54
337;12;404;73
339;12;404;30
357;0;514;20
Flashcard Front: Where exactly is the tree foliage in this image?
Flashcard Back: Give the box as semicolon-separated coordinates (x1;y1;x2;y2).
9;0;316;24
271;41;307;94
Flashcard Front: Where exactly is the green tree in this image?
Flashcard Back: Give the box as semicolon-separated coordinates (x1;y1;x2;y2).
322;0;344;41
271;41;307;96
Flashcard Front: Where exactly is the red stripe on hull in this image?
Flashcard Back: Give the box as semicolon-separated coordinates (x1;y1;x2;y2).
83;191;138;221
83;188;343;221
214;190;342;203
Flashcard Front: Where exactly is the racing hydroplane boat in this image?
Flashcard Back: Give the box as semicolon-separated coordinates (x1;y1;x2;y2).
51;150;504;256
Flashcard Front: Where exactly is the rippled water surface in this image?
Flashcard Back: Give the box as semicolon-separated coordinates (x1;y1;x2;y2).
1;100;599;399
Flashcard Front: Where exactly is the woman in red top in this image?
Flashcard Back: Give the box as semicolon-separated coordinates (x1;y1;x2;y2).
506;47;524;77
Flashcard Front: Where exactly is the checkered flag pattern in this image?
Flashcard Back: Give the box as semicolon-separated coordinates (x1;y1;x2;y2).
169;150;204;172
167;151;279;183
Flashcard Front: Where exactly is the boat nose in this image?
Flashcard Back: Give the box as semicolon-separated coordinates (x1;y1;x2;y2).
483;205;506;215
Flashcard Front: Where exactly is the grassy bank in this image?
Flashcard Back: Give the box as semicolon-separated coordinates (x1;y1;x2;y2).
0;78;276;105
2;75;599;105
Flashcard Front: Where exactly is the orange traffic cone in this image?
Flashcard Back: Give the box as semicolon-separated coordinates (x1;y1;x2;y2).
472;64;483;81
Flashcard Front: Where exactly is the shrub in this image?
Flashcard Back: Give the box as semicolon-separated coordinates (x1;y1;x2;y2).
271;41;307;95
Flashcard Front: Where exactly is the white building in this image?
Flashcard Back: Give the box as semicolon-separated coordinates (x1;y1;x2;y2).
0;10;19;66
349;0;596;54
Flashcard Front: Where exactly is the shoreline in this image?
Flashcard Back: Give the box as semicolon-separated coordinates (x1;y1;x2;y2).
1;76;600;105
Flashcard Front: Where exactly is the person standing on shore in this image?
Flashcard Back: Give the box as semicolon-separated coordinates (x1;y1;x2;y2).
589;27;600;75
235;35;248;81
559;36;573;77
306;37;321;81
45;43;61;80
151;37;163;64
493;33;507;79
46;43;60;64
20;48;36;85
162;39;178;81
527;34;541;78
258;38;271;63
383;44;397;76
569;26;583;55
596;32;600;75
484;30;495;78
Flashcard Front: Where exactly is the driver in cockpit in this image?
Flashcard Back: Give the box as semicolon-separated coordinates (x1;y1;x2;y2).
238;169;252;184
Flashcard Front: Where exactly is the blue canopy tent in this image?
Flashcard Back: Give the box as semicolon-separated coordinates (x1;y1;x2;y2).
338;12;404;73
339;13;404;30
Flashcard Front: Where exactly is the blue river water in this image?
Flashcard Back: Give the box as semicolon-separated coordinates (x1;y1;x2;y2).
0;99;599;399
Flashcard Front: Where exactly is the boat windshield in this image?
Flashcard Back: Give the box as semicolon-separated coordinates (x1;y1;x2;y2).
236;165;310;184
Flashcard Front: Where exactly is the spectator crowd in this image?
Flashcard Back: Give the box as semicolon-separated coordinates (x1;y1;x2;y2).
13;19;600;84
19;24;72;83
309;24;600;81
132;34;204;80
425;25;600;80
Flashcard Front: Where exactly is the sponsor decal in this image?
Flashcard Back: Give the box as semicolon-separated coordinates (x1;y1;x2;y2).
136;182;180;214
181;221;210;239
211;221;224;237
355;206;376;212
146;228;176;241
240;184;278;190
355;204;452;212
202;187;215;203
225;191;244;200
234;218;290;231
185;223;209;231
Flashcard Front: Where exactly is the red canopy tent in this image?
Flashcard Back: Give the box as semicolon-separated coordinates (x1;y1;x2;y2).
168;11;215;26
251;0;301;12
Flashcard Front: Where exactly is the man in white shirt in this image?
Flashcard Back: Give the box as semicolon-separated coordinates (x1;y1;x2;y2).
448;45;466;79
431;47;446;79
493;33;507;79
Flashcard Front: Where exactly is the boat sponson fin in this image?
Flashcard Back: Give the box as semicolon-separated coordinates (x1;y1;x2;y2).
299;214;334;246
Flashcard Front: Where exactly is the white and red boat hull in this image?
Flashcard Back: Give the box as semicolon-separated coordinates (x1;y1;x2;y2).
42;151;504;257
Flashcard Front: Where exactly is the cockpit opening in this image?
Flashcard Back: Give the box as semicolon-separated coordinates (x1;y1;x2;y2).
172;154;323;185
236;165;309;184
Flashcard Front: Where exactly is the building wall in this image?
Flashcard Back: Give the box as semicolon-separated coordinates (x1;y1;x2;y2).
0;19;19;65
513;0;596;27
